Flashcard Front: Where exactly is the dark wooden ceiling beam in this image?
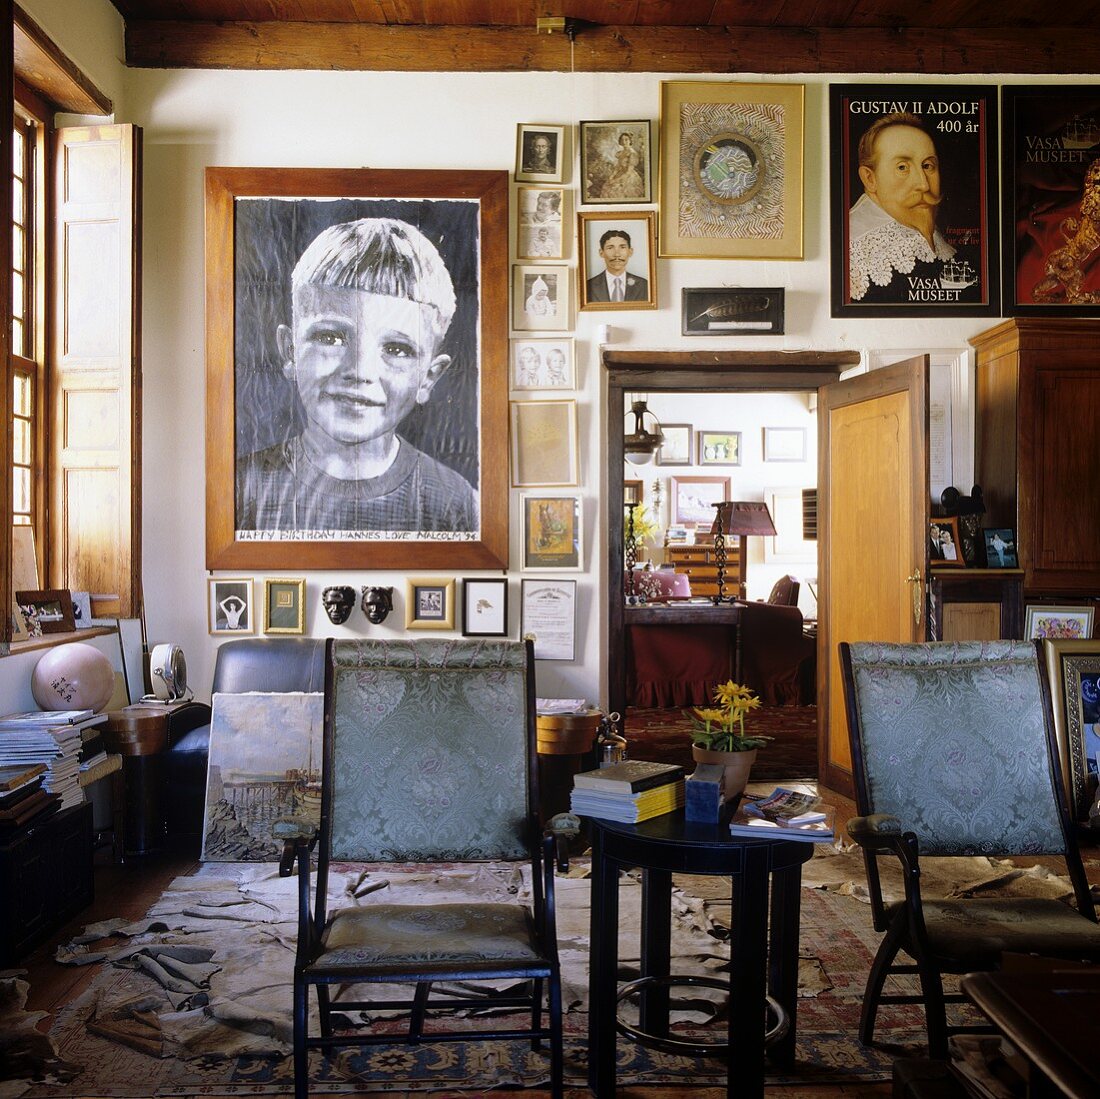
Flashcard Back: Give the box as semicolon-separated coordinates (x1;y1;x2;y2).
123;20;1100;72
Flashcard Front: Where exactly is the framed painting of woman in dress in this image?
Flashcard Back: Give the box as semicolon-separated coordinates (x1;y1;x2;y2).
579;121;652;204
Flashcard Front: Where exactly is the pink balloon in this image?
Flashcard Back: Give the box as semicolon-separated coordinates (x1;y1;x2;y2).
31;642;116;712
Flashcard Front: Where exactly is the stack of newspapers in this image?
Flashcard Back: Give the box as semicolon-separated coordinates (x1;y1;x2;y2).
570;760;684;823
728;786;835;842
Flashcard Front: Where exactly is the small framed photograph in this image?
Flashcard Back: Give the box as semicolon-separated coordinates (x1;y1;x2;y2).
579;119;652;204
263;577;306;634
578;210;657;310
669;476;731;527
510;400;579;487
15;589;75;635
1026;605;1095;641
623;479;643;506
982;528;1019;569
516;186;569;259
929;518;965;566
208;577;255;635
70;591;93;628
405;577;456;630
657;423;692;466
521;493;582;571
513;264;570;331
762;426;807;462
510;337;575;391
520;578;577;661
1044;639;1100;821
698;431;742;466
462;578;509;638
682;287;785;336
515;124;566;183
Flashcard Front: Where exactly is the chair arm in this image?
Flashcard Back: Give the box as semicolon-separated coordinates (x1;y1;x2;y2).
544;812;581;874
847;813;904;851
272;816;318;877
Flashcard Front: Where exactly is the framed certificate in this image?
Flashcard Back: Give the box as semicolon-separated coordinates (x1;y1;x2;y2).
520;578;576;661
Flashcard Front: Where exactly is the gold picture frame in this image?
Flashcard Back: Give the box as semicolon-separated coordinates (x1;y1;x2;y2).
658;81;804;259
1043;639;1100;821
405;576;456;630
263;577;306;634
509;400;579;487
577;210;657;311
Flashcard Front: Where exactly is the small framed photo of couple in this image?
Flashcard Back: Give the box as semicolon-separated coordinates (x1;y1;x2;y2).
579;120;652;204
577;210;657;311
405;577;456;631
510;337;575;391
208;577;255;635
982;528;1018;568
929;517;965;567
515;124;566;184
516;187;569;260
513;264;570;331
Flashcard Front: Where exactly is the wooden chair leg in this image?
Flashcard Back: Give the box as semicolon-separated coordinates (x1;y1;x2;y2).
548;972;565;1099
860;920;904;1046
293;977;310;1099
916;962;950;1058
409;980;431;1044
531;977;543;1049
316;983;333;1037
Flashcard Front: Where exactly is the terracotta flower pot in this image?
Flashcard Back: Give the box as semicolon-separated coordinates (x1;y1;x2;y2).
691;745;758;798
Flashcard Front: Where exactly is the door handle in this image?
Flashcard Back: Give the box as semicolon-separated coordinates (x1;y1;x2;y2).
906;572;923;628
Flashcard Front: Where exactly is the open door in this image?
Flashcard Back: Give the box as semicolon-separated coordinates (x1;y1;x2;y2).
818;356;929;796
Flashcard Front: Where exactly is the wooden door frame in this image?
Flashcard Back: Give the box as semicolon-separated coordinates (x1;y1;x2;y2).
603;349;859;734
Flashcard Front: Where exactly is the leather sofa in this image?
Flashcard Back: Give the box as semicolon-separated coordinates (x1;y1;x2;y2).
165;637;327;852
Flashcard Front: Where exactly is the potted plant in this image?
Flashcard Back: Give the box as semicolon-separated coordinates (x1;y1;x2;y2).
685;681;771;796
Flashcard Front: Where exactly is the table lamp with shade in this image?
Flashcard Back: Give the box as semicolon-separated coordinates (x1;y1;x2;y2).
710;500;777;603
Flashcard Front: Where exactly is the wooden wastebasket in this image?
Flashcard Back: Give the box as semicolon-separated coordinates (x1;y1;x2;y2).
103;705;171;855
536;710;602;825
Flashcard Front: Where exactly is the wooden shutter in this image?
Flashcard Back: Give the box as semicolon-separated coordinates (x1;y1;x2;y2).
0;0;13;644
49;123;142;618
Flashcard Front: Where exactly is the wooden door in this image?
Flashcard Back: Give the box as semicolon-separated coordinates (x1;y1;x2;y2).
818;357;929;796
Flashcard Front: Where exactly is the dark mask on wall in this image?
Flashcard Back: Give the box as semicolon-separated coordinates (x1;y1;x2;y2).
321;585;356;625
361;586;394;625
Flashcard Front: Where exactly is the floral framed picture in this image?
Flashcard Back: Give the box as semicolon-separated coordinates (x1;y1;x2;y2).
698;431;742;466
208;577;255;635
656;423;692;466
510;337;575;391
461;578;508;638
929;517;965;567
579;119;652;204
263;577;306;635
659;80;804;259
516;186;569;260
510;400;579;487
669;476;731;527
577;210;657;311
515;124;566;183
1043;639;1100;820
521;493;582;571
405;577;456;631
1026;605;1095;641
513;264;570;331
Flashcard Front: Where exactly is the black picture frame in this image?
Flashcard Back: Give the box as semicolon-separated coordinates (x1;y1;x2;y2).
982;527;1019;569
1001;85;1100;316
461;578;509;637
829;83;1000;317
681;288;785;335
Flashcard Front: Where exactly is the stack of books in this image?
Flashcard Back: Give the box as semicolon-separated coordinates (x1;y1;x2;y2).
0;762;58;828
0;709;108;811
570;760;685;824
729;786;836;843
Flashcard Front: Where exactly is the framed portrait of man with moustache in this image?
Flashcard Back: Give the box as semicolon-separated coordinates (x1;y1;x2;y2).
830;84;1000;317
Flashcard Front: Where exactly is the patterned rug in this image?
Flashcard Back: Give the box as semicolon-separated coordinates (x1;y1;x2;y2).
625;705;818;779
13;855;931;1096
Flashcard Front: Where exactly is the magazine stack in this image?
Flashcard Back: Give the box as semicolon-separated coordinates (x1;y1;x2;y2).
570;759;685;824
729;786;836;843
0;709;108;811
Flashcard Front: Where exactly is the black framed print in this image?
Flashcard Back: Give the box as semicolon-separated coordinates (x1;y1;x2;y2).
830;84;999;317
462;578;508;637
682;287;784;336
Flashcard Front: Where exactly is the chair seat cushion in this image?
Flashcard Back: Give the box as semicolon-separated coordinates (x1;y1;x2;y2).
899;898;1100;969
318;903;543;969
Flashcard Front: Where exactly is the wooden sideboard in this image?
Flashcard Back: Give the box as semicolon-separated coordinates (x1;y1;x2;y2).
666;543;743;600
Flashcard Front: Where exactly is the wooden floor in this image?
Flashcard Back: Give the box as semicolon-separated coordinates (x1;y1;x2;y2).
15;783;890;1097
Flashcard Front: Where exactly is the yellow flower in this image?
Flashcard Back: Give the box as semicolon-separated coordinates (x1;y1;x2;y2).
712;680;755;706
692;707;726;724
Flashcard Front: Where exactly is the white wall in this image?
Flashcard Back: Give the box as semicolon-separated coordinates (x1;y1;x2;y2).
2;2;1058;712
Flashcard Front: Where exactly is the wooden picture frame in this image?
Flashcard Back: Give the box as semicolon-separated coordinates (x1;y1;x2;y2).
263;577;306;634
520;578;577;661
516;186;569;260
204;167;509;572
1002;85;1100;316
521;493;582;571
697;431;742;466
1026;605;1095;641
510;337;575;391
513;264;571;331
515;124;566;183
208;577;255;635
579;119;652;204
623;480;643;506
982;528;1019;568
577;210;657;311
669;476;731;527
762;426;807;462
656;423;692;466
510;400;579;487
659;80;804;259
682;287;785;336
829;83;1000;317
929;517;965;567
14;589;75;635
405;576;455;630
461;578;508;637
1043;639;1100;821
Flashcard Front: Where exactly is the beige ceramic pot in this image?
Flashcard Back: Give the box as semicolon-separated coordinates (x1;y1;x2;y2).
691;745;757;798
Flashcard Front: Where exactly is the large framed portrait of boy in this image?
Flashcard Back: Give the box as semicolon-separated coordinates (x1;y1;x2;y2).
205;168;509;571
829;84;1000;318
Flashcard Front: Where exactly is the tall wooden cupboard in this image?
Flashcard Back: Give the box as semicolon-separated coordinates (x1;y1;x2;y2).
970;319;1100;600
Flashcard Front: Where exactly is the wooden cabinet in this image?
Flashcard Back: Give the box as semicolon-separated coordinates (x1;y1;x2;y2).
666;542;742;599
971;319;1100;597
928;568;1024;641
0;802;93;964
